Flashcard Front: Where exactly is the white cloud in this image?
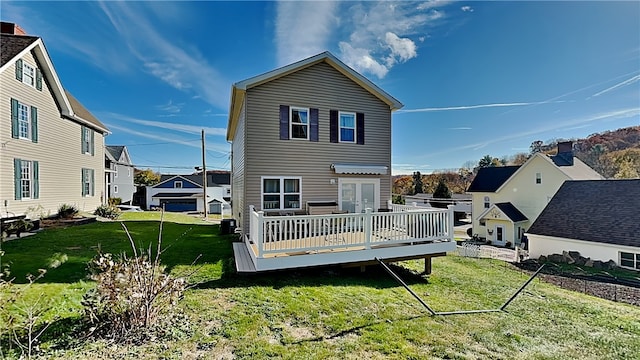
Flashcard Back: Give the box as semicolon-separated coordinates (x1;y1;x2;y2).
398;101;565;113
339;42;389;78
384;32;417;67
156;100;184;114
589;74;640;98
448;127;472;130
275;1;338;66
103;112;227;136
461;6;474;12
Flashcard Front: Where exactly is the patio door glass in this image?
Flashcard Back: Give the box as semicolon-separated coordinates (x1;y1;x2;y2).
339;179;380;213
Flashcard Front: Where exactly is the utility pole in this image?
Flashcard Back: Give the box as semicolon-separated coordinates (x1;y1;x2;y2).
201;129;208;220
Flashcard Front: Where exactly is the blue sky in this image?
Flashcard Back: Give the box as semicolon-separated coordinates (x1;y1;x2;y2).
3;1;639;175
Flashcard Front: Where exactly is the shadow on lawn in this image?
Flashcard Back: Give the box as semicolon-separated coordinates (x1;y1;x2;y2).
200;260;431;290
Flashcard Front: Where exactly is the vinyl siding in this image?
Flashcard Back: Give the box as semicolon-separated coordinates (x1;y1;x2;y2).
0;50;105;217
231;102;246;228
110;163;135;203
236;62;392;231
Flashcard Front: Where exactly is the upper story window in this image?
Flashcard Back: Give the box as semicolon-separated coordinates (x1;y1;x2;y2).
484;196;490;209
127;168;131;177
81;126;94;155
15;59;42;90
22;62;35;87
339;112;356;143
262;177;301;211
10;99;38;143
536;172;542;184
330;110;365;144
290;107;309;139
174;181;183;189
115;167;119;178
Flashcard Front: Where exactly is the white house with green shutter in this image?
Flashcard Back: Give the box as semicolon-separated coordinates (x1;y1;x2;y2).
0;22;109;219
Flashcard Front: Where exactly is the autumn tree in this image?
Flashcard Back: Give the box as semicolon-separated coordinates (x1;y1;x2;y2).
134;168;161;186
509;152;529;165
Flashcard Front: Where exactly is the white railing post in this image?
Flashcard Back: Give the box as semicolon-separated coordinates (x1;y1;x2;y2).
447;205;455;242
256;210;264;258
364;208;372;249
387;199;392;209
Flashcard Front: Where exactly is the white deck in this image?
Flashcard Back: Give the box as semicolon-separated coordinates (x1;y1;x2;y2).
233;205;456;273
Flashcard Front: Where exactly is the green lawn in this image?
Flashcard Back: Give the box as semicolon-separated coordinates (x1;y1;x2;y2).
1;212;639;359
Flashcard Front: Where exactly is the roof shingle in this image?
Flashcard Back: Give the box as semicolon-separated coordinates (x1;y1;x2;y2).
467;166;520;192
527;179;640;247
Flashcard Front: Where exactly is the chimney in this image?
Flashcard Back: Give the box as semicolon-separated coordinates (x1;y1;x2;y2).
1;22;27;35
556;141;574;166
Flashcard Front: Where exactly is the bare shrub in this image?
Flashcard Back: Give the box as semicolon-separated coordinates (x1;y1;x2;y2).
81;218;191;343
94;205;121;220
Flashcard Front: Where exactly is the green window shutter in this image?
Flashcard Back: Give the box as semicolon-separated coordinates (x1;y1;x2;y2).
81;168;87;196
90;169;95;196
31;106;38;143
33;161;39;199
90;130;95;156
35;68;42;91
11;98;19;139
14;158;22;200
15;59;23;81
81;126;86;153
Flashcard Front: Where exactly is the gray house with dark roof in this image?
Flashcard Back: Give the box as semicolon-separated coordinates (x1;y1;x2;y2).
466;142;602;248
1;22;109;218
105;145;135;204
146;172;231;213
527;179;640;270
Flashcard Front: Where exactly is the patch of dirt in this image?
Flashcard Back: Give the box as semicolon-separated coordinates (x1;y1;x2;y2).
41;216;96;229
283;322;314;341
515;262;640;306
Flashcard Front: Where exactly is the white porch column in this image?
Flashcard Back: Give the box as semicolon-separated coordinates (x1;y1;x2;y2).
447;205;455;242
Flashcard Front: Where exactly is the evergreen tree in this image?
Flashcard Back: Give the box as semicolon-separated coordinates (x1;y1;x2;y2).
412;171;424;194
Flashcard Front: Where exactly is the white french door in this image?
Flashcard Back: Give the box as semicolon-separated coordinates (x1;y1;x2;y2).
338;178;380;213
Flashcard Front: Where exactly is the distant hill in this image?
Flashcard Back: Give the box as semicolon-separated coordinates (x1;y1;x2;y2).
393;126;640;195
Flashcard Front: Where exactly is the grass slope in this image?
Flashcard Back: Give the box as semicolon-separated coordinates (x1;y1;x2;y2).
1;213;639;359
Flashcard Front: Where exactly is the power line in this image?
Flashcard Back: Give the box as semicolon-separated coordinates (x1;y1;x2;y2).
124;138;201;147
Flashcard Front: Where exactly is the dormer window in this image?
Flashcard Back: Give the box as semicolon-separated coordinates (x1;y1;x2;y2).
174;181;183;189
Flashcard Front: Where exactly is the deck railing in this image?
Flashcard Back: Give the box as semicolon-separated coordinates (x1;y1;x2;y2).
247;205;454;258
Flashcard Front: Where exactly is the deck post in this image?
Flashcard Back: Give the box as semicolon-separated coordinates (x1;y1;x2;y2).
447;205;455;242
364;208;372;249
256;210;264;258
424;256;432;275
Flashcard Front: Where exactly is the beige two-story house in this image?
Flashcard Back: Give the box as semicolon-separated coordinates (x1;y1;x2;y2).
227;52;403;234
466;142;603;248
0;23;109;219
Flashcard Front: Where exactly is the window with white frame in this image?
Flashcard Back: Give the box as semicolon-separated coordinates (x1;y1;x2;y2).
21;160;32;199
262;177;301;210
114;185;119;194
82;168;94;196
127;168;131;177
174;181;183;189
484;196;490;209
536;172;542;184
290;107;309;139
18;102;30;139
82;126;92;154
339;112;356;142
115;167;119;178
620;252;640;270
22;61;35;87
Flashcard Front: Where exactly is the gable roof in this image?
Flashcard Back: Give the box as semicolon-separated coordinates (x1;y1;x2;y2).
105;146;125;161
155;174;203;188
467;166;520;192
494;202;528;222
0;33;108;133
227;51;403;140
527;179;640;248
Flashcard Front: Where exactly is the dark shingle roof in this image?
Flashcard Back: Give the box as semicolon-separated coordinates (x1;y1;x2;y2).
0;34;38;67
64;90;108;132
527;180;640;247
105;146;125;161
467;166;520;192
494;202;528;222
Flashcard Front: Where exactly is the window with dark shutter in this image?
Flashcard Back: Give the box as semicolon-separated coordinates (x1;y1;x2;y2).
35;68;42;91
310;108;319;142
31;106;38;143
11;98;19;139
330;110;338;143
279;105;289;140
356;112;365;145
15;59;23;81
